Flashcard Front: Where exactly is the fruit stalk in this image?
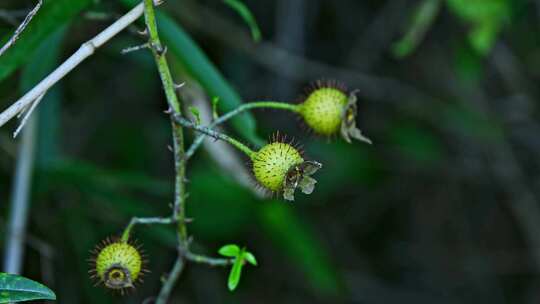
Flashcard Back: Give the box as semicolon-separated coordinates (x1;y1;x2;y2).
185;101;299;160
174;115;256;158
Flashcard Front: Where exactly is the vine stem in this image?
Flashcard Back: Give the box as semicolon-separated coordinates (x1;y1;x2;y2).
141;0;188;303
185;101;299;160
174;115;256;159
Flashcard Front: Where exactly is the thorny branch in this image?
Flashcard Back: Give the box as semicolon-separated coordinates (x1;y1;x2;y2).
140;0;190;302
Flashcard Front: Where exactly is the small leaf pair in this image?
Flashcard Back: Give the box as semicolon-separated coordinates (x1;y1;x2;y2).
218;244;257;291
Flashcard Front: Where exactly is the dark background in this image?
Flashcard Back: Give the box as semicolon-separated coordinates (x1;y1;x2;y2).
1;0;540;303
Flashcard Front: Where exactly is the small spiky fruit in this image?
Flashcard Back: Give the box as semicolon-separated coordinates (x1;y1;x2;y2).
297;81;372;144
252;142;304;192
251;135;322;201
298;86;348;136
90;239;144;291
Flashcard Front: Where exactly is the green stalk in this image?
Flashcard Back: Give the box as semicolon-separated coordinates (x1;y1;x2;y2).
143;1;187;303
121;217;175;243
143;0;187;241
185;101;300;159
174;115;256;159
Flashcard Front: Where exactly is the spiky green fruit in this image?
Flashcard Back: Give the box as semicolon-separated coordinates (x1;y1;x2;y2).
91;240;144;290
252;142;304;192
298;87;348;136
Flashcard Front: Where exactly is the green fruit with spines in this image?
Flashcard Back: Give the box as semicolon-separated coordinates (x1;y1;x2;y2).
89;238;146;292
251;139;304;192
298;82;348;136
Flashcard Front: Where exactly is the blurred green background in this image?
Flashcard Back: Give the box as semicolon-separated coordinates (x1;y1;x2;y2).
2;0;540;303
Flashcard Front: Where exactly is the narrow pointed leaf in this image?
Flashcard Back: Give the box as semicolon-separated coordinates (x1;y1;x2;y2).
227;255;244;291
392;0;442;58
223;0;262;42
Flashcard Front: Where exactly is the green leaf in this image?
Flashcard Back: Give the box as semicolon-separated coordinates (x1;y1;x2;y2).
446;0;509;21
0;273;56;303
212;96;220;120
0;0;93;82
228;252;245;291
468;21;501;55
446;0;511;55
218;244;241;257
244;252;258;266
392;0;442;58
189;106;201;124
155;13;263;146
223;0;262;42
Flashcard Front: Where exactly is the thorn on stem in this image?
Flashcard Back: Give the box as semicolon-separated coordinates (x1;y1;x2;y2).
138;28;148;36
150;42;167;57
149;42;167;56
157;45;167;57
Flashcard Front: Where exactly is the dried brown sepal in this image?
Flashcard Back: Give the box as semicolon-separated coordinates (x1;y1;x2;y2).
340;90;372;144
283;160;322;201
